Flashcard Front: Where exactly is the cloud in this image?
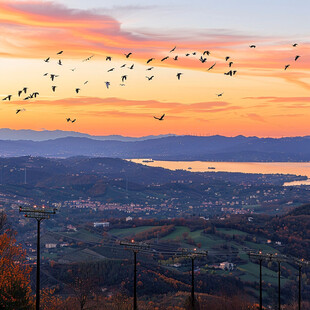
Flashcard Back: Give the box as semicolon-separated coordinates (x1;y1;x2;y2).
243;96;310;103
246;113;266;123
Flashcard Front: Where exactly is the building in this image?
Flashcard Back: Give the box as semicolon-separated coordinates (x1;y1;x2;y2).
219;262;234;271
45;243;57;249
94;222;110;228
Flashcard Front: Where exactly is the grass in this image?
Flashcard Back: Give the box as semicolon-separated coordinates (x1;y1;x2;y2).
109;226;159;238
216;228;248;236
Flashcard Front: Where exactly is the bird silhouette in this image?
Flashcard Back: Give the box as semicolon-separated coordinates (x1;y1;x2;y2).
229;62;233;67
192;52;196;55
58;60;62;65
199;56;207;63
292;43;298;47
173;56;178;61
84;81;88;85
216;93;224;97
185;53;190;56
125;52;132;58
146;76;154;81
57;51;63;55
128;64;134;69
71;119;76;123
170;46;176;52
18;90;23;97
120;64;126;68
176;73;183;80
161;56;169;61
107;68;115;72
121;75;127;82
50;74;59;81
106;56;112;61
224;70;236;76
154;114;165;120
43;73;48;76
23;87;27;94
70;68;76;72
44;57;50;63
82;55;94;62
147;58;154;64
284;64;290;70
32;92;39;98
146;67;154;70
207;63;216;71
249;45;256;48
52;86;57;92
295;55;300;61
203;51;210;56
2;95;12;101
225;56;230;61
105;81;110;89
75;88;80;94
16;108;25;114
66;118;71;122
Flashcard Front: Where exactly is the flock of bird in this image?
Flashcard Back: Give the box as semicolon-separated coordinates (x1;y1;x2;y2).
1;43;301;122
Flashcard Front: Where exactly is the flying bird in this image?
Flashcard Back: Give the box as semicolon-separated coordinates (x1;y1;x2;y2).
185;53;190;56
75;88;80;94
173;56;178;61
44;57;50;63
207;62;216;71
176;73;183;80
120;64;126;68
82;55;94;62
192;52;196;55
50;74;59;81
66;118;71;122
154;114;165;121
170;46;176;53
295;55;300;61
105;81;110;89
161;56;169;62
18;90;23;97
216;93;224;97
284;64;290;70
2;95;12;101
84;81;88;85
146;76;154;81
52;86;57;92
107;68;115;72
121;75;127;82
16;108;26;114
146;67;154;70
147;58;154;64
43;73;48;76
249;45;256;48
57;51;63;55
23;87;27;94
225;56;230;61
125;52;132;58
128;64;134;70
199;56;207;63
292;43;298;47
70;68;76;72
203;51;210;56
32;92;39;98
106;56;112;61
71;119;76;123
229;62;233;67
58;60;62;65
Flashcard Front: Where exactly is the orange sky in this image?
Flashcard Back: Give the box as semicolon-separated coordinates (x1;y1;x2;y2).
0;1;309;137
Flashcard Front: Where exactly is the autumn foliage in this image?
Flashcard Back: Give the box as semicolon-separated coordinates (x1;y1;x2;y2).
0;230;33;309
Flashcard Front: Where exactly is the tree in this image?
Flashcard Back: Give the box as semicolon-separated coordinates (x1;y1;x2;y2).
0;212;33;309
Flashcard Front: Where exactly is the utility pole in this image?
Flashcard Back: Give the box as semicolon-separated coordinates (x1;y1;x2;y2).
120;240;150;310
249;252;288;310
180;248;208;309
19;206;57;310
292;258;309;310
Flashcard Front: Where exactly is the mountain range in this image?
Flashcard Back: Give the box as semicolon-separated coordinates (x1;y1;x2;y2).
1;129;310;161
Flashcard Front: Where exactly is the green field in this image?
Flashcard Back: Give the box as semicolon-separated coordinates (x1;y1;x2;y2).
109;226;159;238
217;228;248;236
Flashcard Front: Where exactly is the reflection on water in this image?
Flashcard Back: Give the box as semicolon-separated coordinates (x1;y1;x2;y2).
130;159;310;185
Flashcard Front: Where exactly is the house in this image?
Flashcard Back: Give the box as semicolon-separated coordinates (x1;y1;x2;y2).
126;216;133;222
219;262;234;271
94;222;110;228
45;243;57;249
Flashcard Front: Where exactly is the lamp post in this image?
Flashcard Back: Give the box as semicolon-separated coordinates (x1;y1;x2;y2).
19;206;57;310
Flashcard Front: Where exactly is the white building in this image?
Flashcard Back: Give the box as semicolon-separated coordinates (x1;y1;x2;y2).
219;262;234;271
94;222;110;228
45;243;57;249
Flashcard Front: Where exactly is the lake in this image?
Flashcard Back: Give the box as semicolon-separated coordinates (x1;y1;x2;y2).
129;159;310;186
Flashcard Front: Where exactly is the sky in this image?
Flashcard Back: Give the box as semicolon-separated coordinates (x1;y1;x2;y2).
0;0;309;137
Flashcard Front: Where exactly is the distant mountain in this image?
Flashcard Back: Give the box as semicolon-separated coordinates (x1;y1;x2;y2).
1;134;310;161
0;128;175;142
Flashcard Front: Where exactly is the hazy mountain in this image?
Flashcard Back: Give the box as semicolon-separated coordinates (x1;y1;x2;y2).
0;128;175;142
1;135;310;161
